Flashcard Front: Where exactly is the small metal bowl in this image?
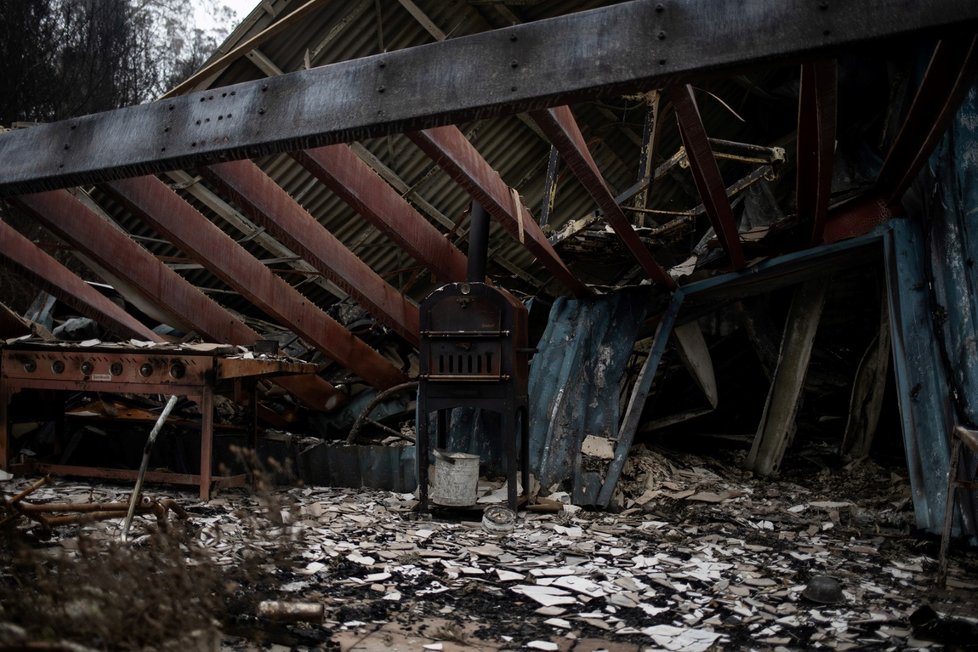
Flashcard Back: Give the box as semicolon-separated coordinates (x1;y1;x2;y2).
802;575;844;604
482;505;517;534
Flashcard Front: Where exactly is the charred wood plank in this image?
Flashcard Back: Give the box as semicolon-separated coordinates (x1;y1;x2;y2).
746;277;829;476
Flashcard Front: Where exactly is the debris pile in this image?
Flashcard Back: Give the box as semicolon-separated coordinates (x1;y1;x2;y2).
2;442;976;651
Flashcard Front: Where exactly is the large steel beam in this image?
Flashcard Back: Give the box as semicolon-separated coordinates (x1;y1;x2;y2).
0;221;159;341
669;85;746;270
102;176;407;390
200;160;421;346
8;190;340;409
292;146;469;285
408;126;592;297
528;108;675;289
796;61;838;244
2;0;975;195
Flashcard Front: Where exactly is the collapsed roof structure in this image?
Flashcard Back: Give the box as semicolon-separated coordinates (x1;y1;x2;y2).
0;0;976;543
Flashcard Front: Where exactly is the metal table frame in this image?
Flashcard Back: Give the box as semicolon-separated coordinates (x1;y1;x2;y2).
0;343;317;499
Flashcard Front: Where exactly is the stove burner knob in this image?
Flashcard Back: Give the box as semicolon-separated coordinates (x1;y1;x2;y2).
169;362;186;379
110;362;124;376
139;363;153;377
23;359;36;373
80;361;94;376
51;360;65;374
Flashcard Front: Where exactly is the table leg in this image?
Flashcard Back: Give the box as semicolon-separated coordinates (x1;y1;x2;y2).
199;388;214;501
0;385;9;469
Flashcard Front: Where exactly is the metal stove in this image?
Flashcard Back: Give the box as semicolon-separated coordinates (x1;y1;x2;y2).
417;203;529;511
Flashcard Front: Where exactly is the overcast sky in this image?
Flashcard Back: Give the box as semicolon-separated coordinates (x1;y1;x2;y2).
194;0;256;36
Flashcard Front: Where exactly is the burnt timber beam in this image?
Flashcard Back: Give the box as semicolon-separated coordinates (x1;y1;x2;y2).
2;0;976;195
408;126;592;297
0;221;159;341
669;84;747;270
529;107;675;289
795;61;838;244
746;277;829;476
200;160;421;346
102;176;407;390
8;190;341;409
292;146;469;284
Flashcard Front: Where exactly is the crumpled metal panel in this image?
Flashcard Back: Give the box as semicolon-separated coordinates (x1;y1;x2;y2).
918;82;978;538
527;286;654;491
884;219;956;534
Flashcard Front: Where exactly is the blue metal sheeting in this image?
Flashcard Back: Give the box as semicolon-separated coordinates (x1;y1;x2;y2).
907;81;978;538
527;286;654;491
884;218;957;534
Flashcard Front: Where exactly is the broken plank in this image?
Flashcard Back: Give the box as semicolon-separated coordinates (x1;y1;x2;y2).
840;282;890;460
746;278;829;476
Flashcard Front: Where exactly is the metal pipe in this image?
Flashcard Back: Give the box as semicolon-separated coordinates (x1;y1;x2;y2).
467;202;491;283
121;394;179;541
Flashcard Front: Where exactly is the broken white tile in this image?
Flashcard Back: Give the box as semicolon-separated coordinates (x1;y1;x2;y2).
534;606;567;617
544;617;572;629
511;585;577;607
529;566;578;577
298;561;325;575
423;644;443;651
641;625;721;652
577;617;613;631
639;604;671;617
526;642;558;651
581;434;615;459
551;575;606;597
467;543;504;557
496;569;525;582
551;524;584;538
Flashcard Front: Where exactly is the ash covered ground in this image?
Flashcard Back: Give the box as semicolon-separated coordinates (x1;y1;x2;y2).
2;443;977;651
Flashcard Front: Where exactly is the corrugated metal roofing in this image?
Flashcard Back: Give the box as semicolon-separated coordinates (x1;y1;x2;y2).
117;0;769;315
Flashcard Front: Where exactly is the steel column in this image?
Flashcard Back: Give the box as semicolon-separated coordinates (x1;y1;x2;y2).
0;221;159;341
202;160;421;346
292;145;468;284
530;107;675;289
796;61;838;243
669;85;747;270
409;126;592;296
8;190;339;409
104;176;406;390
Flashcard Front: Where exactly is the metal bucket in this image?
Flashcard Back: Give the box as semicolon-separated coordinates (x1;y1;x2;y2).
431;450;480;506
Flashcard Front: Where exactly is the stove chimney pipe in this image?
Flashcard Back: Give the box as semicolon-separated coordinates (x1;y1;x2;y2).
467;201;490;283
